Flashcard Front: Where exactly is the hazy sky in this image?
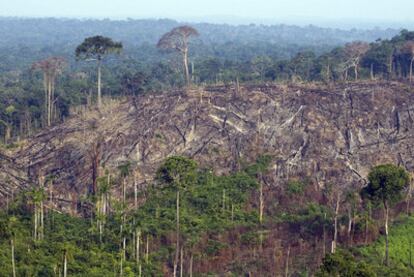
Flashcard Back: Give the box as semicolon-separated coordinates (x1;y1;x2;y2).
0;0;413;23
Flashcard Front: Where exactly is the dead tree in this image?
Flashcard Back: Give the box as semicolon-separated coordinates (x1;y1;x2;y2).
343;42;370;81
157;26;199;86
90;140;102;196
402;41;414;83
32;57;66;127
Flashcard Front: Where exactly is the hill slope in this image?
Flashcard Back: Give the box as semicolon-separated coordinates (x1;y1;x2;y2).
1;81;414;209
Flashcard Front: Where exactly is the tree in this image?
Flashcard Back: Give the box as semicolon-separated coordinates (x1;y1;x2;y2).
344;42;370;80
362;40;394;79
157;156;197;277
75;36;123;107
157;26;199;86
0;105;16;143
402;41;414;83
361;164;410;266
4;216;18;277
32;57;66;127
322;183;342;254
252;56;272;81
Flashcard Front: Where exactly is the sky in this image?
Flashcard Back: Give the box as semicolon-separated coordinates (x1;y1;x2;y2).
0;0;413;26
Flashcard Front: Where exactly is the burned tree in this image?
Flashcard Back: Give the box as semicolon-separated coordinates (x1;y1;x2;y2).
32;57;66;127
157;26;199;86
76;36;123;107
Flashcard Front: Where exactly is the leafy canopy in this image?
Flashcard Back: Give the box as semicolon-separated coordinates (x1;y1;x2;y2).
362;164;409;205
157;26;199;53
75;36;123;61
156;156;197;189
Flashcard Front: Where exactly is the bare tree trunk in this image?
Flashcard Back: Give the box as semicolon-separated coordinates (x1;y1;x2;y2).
408;176;413;215
136;229;141;265
410;58;414;83
347;209;353;246
326;64;330;82
48;79;52;127
189;253;193;277
11;239;16;277
121;236;126;276
180;246;184;277
34;203;38;240
40;199;44;240
63;251;67;277
43;73;48;127
284;245;290;277
384;201;390;266
183;49;190;86
134;174;138;209
222;189;226;213
145;235;149;263
120;248;123;277
323;212;326;256
354;65;358;81
331;193;340;254
259;181;264;224
4;124;11;144
370;63;374;80
173;190;180;277
97;60;102;108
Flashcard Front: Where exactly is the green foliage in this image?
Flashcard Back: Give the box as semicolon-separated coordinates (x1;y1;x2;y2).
244;155;272;177
156;156;198;189
117;161;132;178
282;202;331;237
0;211;131;276
75;36;123;61
318;216;414;276
317;250;376;277
286;180;306;196
138;156;259;240
358;216;414;271
362;164;410;206
0;156;268;275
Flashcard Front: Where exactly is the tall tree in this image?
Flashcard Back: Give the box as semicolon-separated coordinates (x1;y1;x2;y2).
361;164;410;266
75;36;123;107
344;42;370;81
157;156;197;277
32;57;66;127
402;41;414;83
157;26;199;86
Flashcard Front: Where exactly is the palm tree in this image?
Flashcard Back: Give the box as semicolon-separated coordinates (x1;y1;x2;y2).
76;36;123;107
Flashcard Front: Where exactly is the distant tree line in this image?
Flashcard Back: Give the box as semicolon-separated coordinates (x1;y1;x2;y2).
0;22;413;144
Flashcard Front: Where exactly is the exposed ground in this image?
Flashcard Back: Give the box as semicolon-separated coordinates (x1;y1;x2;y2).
2;81;414;206
1;81;414;274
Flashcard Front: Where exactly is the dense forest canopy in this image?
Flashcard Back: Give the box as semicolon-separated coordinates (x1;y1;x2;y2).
0;17;400;70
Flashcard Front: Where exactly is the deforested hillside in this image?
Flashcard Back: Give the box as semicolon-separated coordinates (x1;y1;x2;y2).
2;81;414;275
2;81;414;210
